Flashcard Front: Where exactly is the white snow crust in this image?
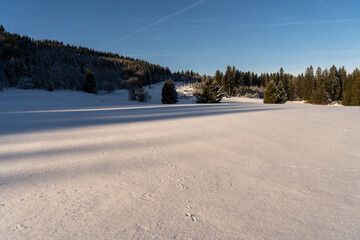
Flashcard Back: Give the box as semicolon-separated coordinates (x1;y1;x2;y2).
0;84;359;239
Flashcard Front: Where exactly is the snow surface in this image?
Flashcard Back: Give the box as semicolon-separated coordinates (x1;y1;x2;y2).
0;84;359;239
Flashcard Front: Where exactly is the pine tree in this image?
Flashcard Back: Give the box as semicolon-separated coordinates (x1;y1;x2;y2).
161;79;178;104
343;69;360;106
276;81;287;103
279;67;285;83
312;67;329;104
83;68;97;94
0;25;5;35
303;66;315;101
194;77;224;103
312;83;329;104
264;81;278;104
223;66;232;96
288;79;295;101
234;70;241;91
214;70;223;86
326;65;339;101
340;66;348;100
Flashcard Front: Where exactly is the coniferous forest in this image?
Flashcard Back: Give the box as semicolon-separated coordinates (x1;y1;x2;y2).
0;26;201;92
0;25;359;106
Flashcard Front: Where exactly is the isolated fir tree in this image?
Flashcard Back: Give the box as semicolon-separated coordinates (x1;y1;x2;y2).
194;77;224;103
83;68;97;94
263;81;278;103
161;79;178;104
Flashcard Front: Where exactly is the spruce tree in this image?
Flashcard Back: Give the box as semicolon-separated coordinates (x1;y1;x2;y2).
215;70;223;86
161;79;178;104
276;81;287;103
264;81;278;104
83;68;97;94
223;66;232;96
343;69;360;106
312;83;329;104
194;77;223;103
329;65;339;101
303;66;315;101
312;67;329;104
288;79;295;101
0;25;4;35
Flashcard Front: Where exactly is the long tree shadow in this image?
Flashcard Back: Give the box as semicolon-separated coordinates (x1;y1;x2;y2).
0;102;285;136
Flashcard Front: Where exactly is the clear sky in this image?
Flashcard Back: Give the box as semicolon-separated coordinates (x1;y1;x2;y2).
1;0;359;75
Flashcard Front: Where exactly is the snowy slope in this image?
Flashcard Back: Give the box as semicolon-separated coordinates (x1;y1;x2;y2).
0;85;359;239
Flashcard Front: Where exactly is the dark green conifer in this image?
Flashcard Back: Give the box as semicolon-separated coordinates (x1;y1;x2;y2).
303;66;315;101
161;79;178;104
214;70;223;86
223;66;232;96
264;81;278;104
194;77;224;103
312;67;329;104
83;68;97;94
276;81;287;103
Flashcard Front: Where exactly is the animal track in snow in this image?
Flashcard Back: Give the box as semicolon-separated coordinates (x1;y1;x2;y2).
185;213;197;222
140;193;154;201
118;182;127;187
14;224;27;231
178;183;188;190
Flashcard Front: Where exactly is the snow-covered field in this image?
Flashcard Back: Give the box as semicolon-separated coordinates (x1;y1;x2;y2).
0;84;359;239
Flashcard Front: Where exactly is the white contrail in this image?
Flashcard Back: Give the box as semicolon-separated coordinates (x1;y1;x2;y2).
317;0;353;19
267;18;360;27
299;41;313;53
98;0;207;50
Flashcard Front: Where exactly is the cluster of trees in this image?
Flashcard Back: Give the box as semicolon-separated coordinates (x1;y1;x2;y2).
209;65;359;106
213;66;292;99
0;25;200;92
293;66;360;106
261;65;359;105
215;66;266;96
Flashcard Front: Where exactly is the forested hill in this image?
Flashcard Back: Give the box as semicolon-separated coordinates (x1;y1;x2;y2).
0;25;201;91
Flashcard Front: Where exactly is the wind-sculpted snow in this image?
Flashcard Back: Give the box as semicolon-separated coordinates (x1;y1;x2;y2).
0;88;359;239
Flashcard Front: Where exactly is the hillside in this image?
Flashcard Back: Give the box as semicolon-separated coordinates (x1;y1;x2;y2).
0;25;201;91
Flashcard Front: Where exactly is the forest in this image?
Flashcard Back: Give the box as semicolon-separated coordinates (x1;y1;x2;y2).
1;25;359;106
214;65;360;106
0;25;201;92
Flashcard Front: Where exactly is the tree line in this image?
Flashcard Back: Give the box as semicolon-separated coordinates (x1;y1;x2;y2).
211;65;359;106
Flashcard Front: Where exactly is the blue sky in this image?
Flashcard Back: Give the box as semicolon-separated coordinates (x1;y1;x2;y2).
1;0;359;75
